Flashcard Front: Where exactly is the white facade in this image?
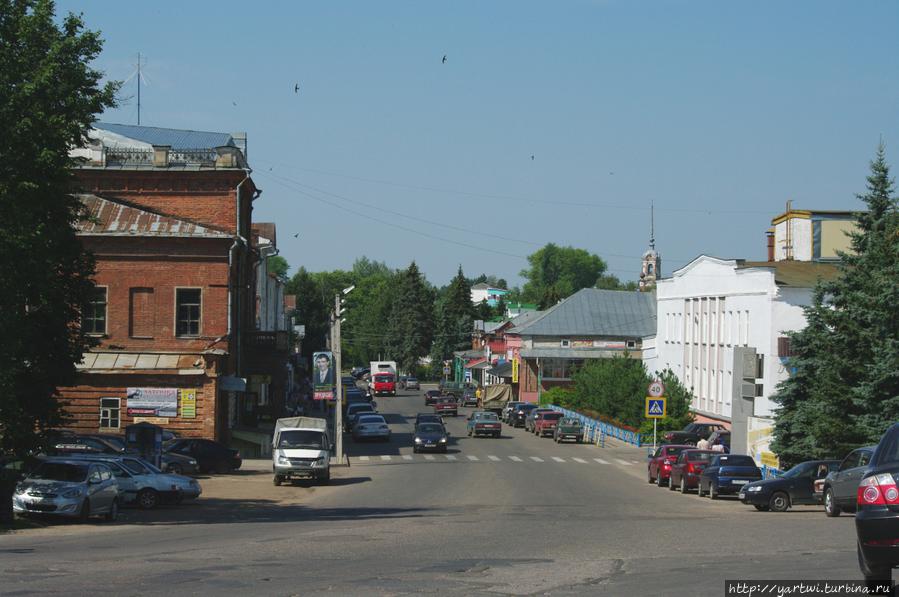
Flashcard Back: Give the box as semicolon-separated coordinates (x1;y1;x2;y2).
647;256;816;421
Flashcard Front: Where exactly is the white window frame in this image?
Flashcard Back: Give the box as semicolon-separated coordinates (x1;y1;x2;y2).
99;397;120;430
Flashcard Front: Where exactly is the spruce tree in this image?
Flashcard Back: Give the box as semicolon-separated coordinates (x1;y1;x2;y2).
431;267;475;362
385;262;435;372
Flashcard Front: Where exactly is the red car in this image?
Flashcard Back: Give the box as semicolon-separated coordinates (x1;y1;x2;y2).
533;412;563;438
647;444;693;487
424;390;442;406
668;449;716;493
433;396;458;417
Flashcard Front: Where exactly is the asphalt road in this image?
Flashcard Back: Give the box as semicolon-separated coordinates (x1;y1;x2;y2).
0;385;866;596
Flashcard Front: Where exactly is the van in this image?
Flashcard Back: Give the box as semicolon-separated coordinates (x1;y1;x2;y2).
272;417;332;485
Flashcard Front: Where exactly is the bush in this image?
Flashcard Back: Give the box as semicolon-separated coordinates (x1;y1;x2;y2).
540;386;575;407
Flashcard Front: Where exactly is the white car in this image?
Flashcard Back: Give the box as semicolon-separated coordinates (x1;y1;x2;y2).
351;414;391;442
68;455;201;509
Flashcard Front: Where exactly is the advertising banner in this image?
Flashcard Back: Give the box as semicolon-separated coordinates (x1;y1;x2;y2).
312;351;334;400
511;357;519;383
126;388;178;417
180;389;197;418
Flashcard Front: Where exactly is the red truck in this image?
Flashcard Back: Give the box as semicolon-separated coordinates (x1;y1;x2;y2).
370;372;396;397
533;412;563;438
433;396;458;417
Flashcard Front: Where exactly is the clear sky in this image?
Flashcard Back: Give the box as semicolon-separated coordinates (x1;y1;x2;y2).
59;0;899;287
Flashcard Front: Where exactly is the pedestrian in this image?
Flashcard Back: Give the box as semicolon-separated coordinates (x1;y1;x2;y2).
696;436;710;450
711;438;725;453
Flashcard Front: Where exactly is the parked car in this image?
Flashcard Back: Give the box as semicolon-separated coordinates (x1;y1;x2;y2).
413;423;449;453
502;402;524;423
739;460;840;512
554;417;584;443
433;396;458;417
68;454;201;508
164;439;242;474
404;377;420;391
52;434;199;476
663;423;726;446
533;412;564;438
341;375;358;389
424;390;442;406
461;388;479;408
697;454;762;499
668;449;716;493
345;387;370;404
345;402;376;431
524;408;555;432
823;446;876;516
647;444;694;487
509;404;538;428
12;458;120;521
467;412;502;438
856;422;899;587
415;413;444;428
351;414;391;442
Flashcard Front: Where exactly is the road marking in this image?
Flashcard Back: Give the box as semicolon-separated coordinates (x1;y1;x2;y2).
631;460;640;464
359;456;370;461
424;455;435;461
467;455;479;461
593;458;610;465
572;457;588;464
402;455;413;461
530;456;544;462
446;455;457;461
551;457;565;463
488;455;501;461
615;459;632;466
381;455;392;461
509;456;522;462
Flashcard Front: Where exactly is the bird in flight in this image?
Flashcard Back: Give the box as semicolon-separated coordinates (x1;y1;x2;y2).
531;155;535;160
294;83;300;93
442;55;447;64
293;233;300;238
232;101;237;106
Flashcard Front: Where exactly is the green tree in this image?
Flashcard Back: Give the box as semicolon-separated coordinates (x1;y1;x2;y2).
569;356;649;427
520;243;608;306
596;273;638;291
431;267;475;363
771;145;899;467
266;255;289;279
0;0;118;456
342;265;395;366
385;262;435;372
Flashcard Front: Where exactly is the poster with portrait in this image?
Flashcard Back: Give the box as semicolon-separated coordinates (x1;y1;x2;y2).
312;351;335;400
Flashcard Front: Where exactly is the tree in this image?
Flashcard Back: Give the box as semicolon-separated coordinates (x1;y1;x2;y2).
771;145;899;467
596;273;638;292
0;0;117;456
431;267;475;363
520;243;608;305
342;265;395;366
267;255;289;279
385;262;435;372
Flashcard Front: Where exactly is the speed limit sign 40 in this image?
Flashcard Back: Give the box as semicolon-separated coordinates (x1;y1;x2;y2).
647;380;665;397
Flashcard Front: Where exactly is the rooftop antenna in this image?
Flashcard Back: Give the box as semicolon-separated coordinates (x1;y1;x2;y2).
123;53;150;125
649;201;656;251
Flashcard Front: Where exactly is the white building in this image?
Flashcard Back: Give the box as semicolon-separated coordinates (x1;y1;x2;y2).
471;283;509;307
645;256;839;461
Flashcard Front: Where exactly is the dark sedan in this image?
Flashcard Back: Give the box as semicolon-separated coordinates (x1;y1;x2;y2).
697;454;762;499
164;439;241;474
739;460;840;512
412;423;449;453
663;422;726;446
424;390;442;406
461;389;479;408
856;422;899;588
824;446;876;517
509;404;538;428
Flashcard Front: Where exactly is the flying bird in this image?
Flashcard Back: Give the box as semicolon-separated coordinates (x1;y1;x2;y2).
293;233;300;238
531;155;535;160
232;101;237;106
442;55;447;64
294;83;300;93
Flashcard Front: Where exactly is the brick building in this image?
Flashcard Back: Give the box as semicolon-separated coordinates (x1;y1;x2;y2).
59;123;263;442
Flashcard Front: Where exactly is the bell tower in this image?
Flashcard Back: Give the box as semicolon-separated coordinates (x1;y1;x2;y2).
639;203;661;292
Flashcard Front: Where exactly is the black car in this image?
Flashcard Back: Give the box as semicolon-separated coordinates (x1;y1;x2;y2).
424;390;442;406
823;446;876;516
510;403;538;428
663;423;726;446
164;439;241;474
412;422;449;453
856;422;899;587
697;454;762;499
739;460;840;512
345;387;370;404
415;413;444;428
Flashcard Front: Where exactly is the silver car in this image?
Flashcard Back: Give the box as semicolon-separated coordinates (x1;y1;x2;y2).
12;459;120;521
351;414;391;442
68;455;201;508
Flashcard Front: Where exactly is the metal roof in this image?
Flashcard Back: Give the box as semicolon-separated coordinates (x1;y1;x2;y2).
513;288;656;338
736;260;841;287
76;194;230;238
506;309;544;331
94;122;236;150
520;347;631;359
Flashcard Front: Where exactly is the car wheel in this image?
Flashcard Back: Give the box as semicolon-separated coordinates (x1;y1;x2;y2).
657;473;664;488
668;475;677;491
648;468;655;484
137;488;159;510
697;483;704;497
319;469;330;485
709;483;718;500
104;499;119;522
754;504;770;512
79;499;91;522
680;476;687;493
769;491;790;513
858;541;893;588
167;463;183;475
273;475;282;486
824;488;841;517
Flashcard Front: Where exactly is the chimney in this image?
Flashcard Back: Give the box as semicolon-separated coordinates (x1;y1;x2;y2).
214;146;239;168
766;228;775;262
152;145;171;167
231;132;247;161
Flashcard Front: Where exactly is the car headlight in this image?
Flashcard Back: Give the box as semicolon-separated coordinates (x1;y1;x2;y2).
278;457;290;464
439;438;447;443
188;459;197;465
747;486;763;492
414;438;422;444
62;488;83;498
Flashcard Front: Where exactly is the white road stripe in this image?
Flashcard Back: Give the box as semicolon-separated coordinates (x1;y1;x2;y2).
572;457;588;464
615;459;632;466
359;456;370;461
530;456;544;462
509;456;522;462
446;455;457;461
467;455;479;461
551;456;566;463
402;455;413;461
488;455;501;461
631;460;640;464
594;458;610;465
424;455;435;461
381;455;392;461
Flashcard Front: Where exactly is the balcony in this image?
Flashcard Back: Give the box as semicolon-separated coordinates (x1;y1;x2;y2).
246;331;289;352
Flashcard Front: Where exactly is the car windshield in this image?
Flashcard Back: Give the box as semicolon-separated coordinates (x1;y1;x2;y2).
438;398;455;404
687;451;714;462
374;375;394;382
407;378;417;382
476;413;498;421
30;462;88;482
278;430;325;449
782;462;815;479
358;416;385;424
543;413;563;421
418;424;444;434
665;447;687;457
715;455;756;466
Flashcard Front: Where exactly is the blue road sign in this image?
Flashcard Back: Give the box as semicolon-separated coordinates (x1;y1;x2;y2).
645;397;667;418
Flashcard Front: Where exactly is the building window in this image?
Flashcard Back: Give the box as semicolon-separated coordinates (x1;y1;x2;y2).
130;288;155;338
99;397;120;429
83;286;107;335
176;288;202;337
560;339;570;348
626;340;636;349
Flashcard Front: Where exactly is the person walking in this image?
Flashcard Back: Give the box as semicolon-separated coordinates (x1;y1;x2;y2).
696;436;711;450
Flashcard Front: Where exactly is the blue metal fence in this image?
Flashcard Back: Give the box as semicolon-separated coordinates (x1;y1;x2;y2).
548;404;646;447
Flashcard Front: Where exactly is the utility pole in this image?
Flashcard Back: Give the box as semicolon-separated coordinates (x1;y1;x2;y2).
333;293;343;465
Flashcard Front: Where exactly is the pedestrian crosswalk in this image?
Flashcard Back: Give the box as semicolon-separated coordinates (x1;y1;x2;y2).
352;453;644;467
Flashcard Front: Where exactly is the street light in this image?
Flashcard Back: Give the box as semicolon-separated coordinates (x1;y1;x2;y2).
332;285;354;466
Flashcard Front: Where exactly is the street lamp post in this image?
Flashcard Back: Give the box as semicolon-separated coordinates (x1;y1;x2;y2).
332;285;354;466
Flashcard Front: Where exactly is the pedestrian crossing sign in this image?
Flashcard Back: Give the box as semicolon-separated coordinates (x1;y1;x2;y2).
645;397;666;418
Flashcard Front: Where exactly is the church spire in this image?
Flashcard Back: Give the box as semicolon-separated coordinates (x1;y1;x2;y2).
639;202;661;292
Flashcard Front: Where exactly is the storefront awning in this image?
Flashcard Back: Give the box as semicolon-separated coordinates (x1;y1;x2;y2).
519;348;623;359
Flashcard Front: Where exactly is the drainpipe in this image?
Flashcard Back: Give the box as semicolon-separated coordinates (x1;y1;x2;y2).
230;168;256;379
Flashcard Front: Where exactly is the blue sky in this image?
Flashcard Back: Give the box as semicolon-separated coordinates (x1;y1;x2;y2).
60;0;899;287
